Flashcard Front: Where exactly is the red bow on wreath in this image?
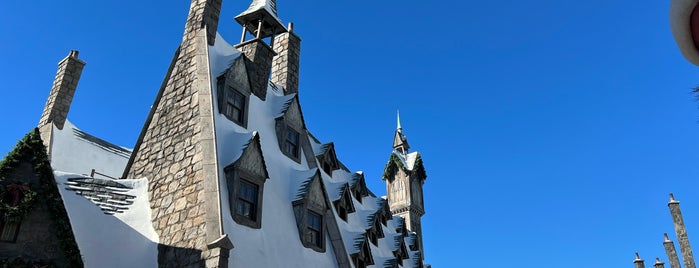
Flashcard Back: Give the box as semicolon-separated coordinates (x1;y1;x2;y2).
5;183;29;207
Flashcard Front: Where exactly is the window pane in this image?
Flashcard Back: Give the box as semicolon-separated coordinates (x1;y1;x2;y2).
236;181;258;220
306;211;322;247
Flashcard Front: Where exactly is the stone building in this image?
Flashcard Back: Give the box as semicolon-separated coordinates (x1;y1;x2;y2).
0;0;430;267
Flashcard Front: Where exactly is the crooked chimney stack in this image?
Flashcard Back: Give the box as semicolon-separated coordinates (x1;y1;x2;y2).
38;50;85;130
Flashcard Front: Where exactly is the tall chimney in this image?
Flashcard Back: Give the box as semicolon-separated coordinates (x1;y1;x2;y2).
636;253;647;268
655;258;666;268
665;233;682;268
271;22;301;95
236;40;275;100
38;50;85;130
669;193;696;268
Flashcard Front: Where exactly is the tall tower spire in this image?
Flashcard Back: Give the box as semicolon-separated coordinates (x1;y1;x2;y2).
393;111;410;154
383;111;427;259
397;110;402;130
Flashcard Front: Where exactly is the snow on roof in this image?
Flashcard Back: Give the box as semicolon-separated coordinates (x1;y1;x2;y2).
210;34;340;267
208;32;424;268
270;92;297;118
236;0;283;25
50;120;131;179
393;150;420;171
54;172;158;268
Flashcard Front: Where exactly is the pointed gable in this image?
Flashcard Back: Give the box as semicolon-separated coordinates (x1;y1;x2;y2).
292;170;333;252
0;129;82;267
225;133;268;180
332;183;355;221
275;95;306;130
350;172;369;202
316;143;340;176
292;170;329;210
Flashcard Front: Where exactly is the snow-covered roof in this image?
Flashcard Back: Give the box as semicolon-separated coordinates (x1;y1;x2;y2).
237;0;280;19
50;120;131;179
54;172;158;268
208;33;425;267
43;29;424;268
394;151;420;171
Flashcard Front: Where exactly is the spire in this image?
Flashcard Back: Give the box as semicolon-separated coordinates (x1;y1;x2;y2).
393;111;410;153
235;0;286;41
397;110;402;130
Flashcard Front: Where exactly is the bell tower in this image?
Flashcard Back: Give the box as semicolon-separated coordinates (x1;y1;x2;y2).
383;112;427;257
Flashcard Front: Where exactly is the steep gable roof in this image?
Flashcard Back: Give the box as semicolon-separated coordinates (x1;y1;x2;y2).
0;129;83;267
224;132;269;180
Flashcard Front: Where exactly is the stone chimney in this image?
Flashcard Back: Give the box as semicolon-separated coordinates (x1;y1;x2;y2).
271;22;301;95
233;0;286;101
664;233;682;268
38;50;85;130
235;40;276;100
183;0;222;46
655;258;666;268
669;193;696;268
635;253;647;268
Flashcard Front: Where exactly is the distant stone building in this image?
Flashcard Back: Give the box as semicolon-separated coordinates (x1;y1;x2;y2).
0;0;431;267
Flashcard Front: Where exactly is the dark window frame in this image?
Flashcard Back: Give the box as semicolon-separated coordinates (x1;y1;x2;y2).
226;168;264;229
0;219;20;243
225;88;247;126
282;125;301;161
306;210;323;248
217;75;249;128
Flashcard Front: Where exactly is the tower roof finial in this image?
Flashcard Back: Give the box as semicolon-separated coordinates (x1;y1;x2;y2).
397;110;402;130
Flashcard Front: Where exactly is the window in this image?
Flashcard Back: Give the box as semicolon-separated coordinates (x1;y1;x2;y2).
283;126;300;159
338;205;347;221
236;180;258;221
306;211;323;248
0;219;20;243
225;89;246;125
226;169;265;229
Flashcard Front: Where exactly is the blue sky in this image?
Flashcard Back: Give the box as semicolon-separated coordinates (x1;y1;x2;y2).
2;0;699;267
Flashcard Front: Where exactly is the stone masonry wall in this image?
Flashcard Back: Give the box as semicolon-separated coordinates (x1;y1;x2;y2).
271;30;301;95
38;50;85;130
235;39;275;100
126;0;229;267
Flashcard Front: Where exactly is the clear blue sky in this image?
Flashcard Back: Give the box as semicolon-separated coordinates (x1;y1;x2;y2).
1;0;699;267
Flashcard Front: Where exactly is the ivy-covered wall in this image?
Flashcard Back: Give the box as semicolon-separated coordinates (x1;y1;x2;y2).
0;128;83;267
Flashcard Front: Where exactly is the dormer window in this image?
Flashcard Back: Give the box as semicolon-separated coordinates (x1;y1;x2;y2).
224;133;269;229
275;96;306;163
292;171;328;252
216;60;251;128
333;184;355;222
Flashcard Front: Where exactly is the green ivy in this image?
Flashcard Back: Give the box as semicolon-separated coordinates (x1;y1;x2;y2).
0;128;84;267
380;152;427;181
